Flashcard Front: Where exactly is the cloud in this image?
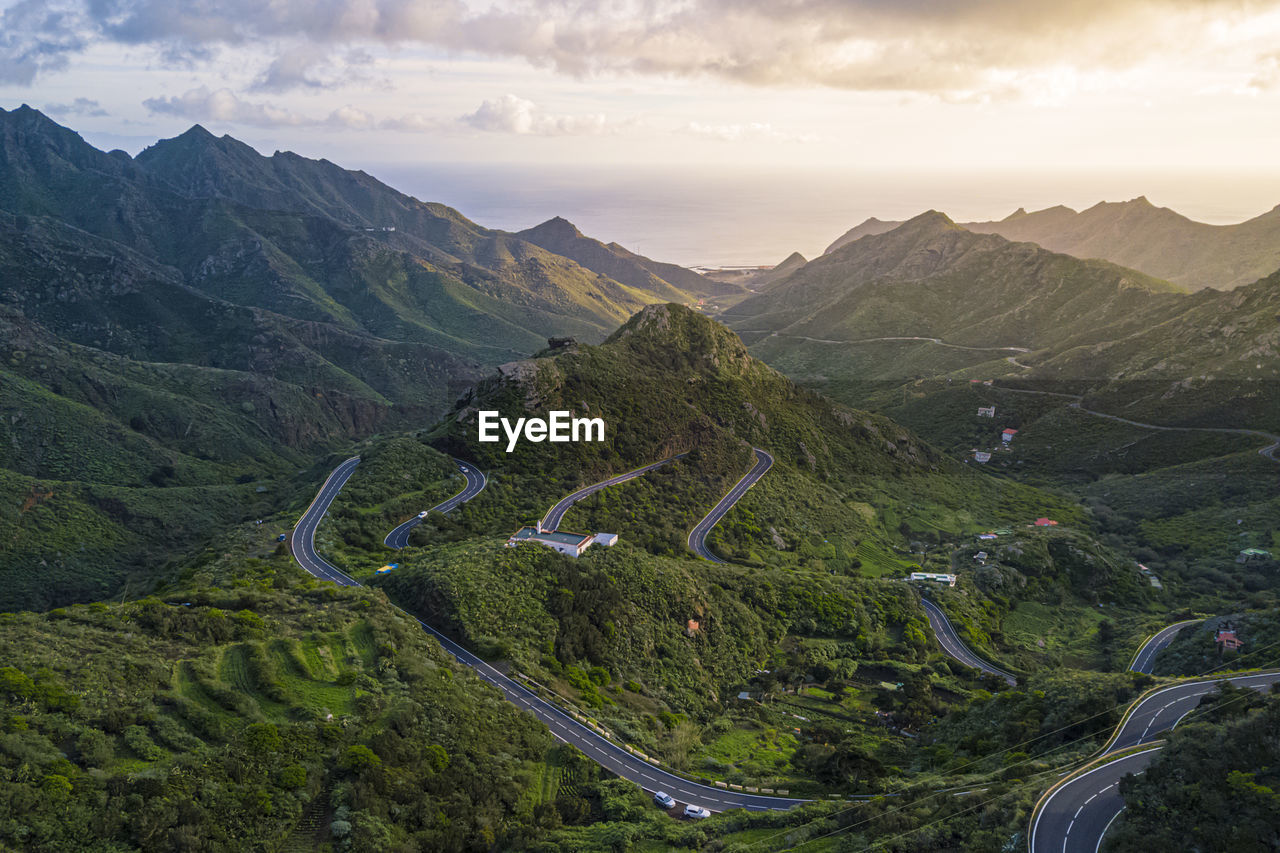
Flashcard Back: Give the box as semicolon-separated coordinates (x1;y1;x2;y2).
43;96;107;117
1249;51;1280;91
0;0;87;84
143;86;312;128
460;94;611;136
681;121;818;143
7;0;1280;101
250;45;380;92
378;112;447;132
141;85;450;132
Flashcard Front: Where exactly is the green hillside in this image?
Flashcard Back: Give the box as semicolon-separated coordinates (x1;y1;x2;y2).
825;197;1280;292
0;106;726;611
725;211;1184;357
0;547;575;852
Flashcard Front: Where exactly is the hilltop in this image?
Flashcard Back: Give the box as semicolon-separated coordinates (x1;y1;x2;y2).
724;211;1184;360
393;303;1093;579
732;210;1280;429
515;216;737;300
293;305;1148;802
825;197;1280;291
0;106;713;610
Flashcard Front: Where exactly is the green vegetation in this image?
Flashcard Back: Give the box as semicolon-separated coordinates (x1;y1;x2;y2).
0;549;562;852
1107;683;1280;851
0;106;727;612
826;196;1280;292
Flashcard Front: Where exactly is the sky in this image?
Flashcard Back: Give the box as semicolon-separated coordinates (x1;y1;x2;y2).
5;0;1280;261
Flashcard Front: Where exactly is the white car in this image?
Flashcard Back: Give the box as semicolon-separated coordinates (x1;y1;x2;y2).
683;804;711;820
653;791;676;809
417;511;429;519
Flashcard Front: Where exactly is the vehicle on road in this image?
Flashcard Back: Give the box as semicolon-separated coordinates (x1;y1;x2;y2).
683;805;711;820
653;792;676;809
417;510;429;519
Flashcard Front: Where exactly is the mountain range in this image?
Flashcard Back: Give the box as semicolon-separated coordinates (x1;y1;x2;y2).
825;197;1280;291
0;104;733;609
726;210;1280;429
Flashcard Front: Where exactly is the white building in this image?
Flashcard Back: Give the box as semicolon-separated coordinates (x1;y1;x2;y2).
909;572;957;587
506;527;619;556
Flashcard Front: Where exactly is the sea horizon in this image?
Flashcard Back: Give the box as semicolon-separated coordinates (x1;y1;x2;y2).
370;161;1280;268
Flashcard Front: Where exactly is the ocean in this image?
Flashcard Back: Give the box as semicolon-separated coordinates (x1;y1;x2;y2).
370;162;1280;268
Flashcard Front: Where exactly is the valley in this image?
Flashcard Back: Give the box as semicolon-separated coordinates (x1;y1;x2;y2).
3;110;1279;853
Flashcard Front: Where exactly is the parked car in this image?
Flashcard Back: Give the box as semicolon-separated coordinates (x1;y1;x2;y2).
417;511;429;519
276;534;287;542
652;791;676;809
683;804;711;820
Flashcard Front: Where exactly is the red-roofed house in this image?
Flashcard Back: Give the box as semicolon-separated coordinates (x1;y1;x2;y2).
1034;518;1058;527
1001;429;1018;444
1216;627;1243;652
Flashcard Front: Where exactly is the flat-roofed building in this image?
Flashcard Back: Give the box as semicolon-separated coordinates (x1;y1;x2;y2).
506;527;617;557
909;572;957;587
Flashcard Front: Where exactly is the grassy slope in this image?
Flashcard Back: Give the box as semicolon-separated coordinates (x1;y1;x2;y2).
0;548;561;853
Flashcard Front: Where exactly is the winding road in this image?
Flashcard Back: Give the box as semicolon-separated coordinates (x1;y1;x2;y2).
384;459;487;549
540;455;683;532
292;454;803;814
289;456;362;588
919;599;1017;686
1127;619;1201;675
688;448;774;562
996;386;1280;463
1030;669;1280;852
764;332;1030;355
294;455;1273;845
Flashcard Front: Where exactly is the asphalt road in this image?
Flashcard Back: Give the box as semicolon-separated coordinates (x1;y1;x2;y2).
995;386;1280;464
1030;748;1157;853
384;459;487;549
540;455;683;532
1032;669;1280;853
292;457;807;815
1127;619;1201;675
688;448;774;562
1107;670;1280;752
919;599;1017;686
289;456;362;588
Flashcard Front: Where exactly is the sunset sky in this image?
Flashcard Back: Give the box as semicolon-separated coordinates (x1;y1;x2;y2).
5;0;1280;238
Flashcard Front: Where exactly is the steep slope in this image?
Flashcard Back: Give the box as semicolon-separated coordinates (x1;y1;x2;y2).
966;197;1280;292
823;216;901;254
0;552;563;852
516;216;737;299
424;303;1082;571
725;211;1185;355
0;107;716;610
825;198;1280;291
1032;266;1280;427
752;250;808;288
0;106;674;367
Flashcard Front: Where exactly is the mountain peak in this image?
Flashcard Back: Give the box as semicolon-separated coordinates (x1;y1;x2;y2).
526;216;584;240
178;123;216;141
607;303;750;370
2;104;69;135
897;209;959;234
